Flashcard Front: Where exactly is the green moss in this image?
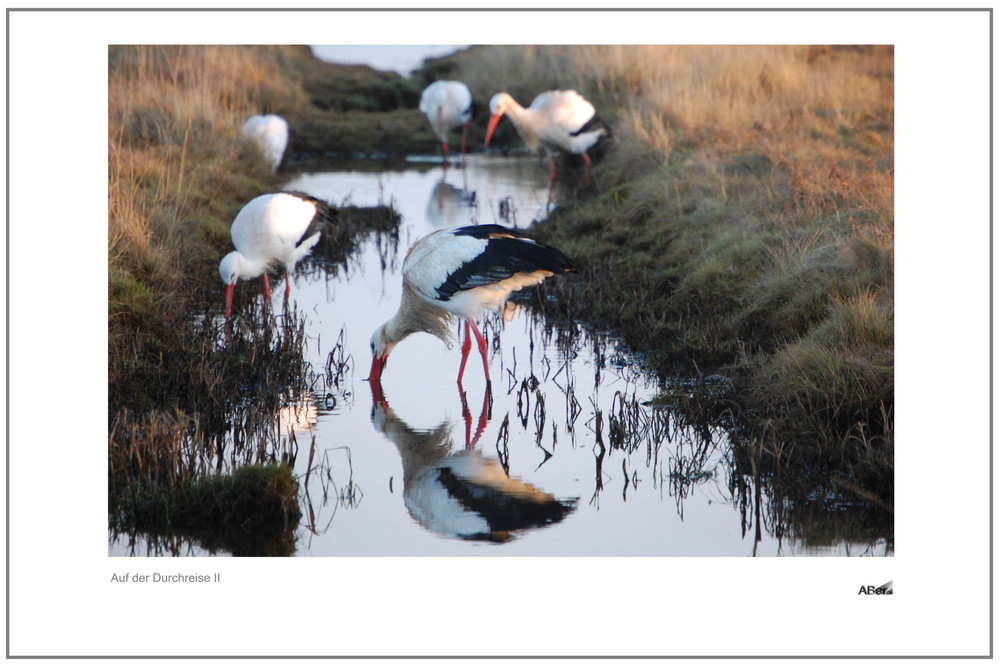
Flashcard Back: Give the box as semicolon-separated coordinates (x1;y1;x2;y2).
122;464;301;557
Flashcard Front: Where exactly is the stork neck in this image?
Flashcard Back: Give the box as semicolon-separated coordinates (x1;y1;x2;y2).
502;98;540;151
503;97;530;125
388;282;455;348
235;252;271;281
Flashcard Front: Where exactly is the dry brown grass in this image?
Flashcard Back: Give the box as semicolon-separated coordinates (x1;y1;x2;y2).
108;46;309;412
109;45;298;299
445;45;894;491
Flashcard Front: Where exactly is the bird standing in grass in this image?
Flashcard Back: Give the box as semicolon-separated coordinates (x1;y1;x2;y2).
219;191;335;322
368;224;575;387
484;89;606;208
241;114;289;173
419;80;474;164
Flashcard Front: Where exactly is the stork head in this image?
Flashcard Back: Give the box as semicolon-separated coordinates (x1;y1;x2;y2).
488;92;513;117
368;323;398;384
484;92;513;147
219;252;243;321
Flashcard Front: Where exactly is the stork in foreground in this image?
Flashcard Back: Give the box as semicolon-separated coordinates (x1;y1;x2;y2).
419;80;474;164
368;224;575;387
241;114;290;173
484;90;606;208
219;192;335;322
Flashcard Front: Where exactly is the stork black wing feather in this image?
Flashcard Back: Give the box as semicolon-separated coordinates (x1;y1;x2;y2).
284;191;338;246
450;224;526;240
571;112;610;138
435;233;575;301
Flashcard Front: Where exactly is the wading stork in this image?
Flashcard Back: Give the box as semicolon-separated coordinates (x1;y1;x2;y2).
218;191;335;321
419;80;474;164
368;224;575;387
484;90;606;208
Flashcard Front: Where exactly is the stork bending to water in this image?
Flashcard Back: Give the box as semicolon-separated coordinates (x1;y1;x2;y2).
218;192;335;322
484;89;606;208
368;224;575;387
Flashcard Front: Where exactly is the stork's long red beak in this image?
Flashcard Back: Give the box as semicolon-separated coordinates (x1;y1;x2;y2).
484;113;501;147
224;283;235;321
368;354;387;383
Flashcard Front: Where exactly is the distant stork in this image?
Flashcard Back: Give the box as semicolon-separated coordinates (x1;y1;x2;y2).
368;224;574;386
419;81;474;164
242;114;289;172
218;192;335;321
484;90;606;208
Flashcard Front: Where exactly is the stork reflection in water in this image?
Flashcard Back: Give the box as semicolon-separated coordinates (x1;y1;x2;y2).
369;383;576;543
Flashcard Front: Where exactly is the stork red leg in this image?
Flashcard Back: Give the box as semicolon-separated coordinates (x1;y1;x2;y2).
457;321;473;385
583;152;593;185
284;272;292;301
547;156;557;211
438;107;450;164
468;319;490;384
262;273;272;303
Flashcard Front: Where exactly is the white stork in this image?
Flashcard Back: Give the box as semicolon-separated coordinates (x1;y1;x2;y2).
419;80;474;163
484;90;606;208
368;224;574;386
218;192;334;321
241;114;289;173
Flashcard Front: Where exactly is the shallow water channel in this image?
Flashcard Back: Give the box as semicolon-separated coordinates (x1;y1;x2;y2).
111;155;892;557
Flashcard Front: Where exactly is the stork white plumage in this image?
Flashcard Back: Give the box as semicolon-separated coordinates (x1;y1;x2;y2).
241;114;289;172
368;224;575;386
218;192;334;321
419;81;474;163
484;90;606;208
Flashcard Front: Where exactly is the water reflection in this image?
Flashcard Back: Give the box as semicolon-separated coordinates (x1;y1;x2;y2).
370;382;577;543
425;178;477;228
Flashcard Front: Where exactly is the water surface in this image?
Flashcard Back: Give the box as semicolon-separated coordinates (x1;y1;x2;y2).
110;154;892;557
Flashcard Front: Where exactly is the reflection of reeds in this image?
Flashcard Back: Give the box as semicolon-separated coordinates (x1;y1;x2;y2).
590;401;606;508
324;326;353;390
495;413;511;475
109;409;301;556
301;444;362;541
300;203;402;282
109;311;320;556
502;309;891;552
607;389;648;453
